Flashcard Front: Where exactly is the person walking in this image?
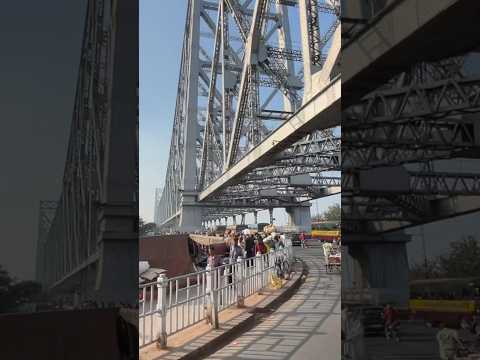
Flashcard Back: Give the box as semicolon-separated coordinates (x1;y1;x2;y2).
207;246;219;268
471;309;480;335
245;234;255;266
344;307;369;359
238;235;246;258
383;304;400;342
255;237;267;255
229;237;242;263
299;232;307;248
436;322;463;360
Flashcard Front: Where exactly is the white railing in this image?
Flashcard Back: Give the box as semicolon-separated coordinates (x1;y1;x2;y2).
139;245;293;348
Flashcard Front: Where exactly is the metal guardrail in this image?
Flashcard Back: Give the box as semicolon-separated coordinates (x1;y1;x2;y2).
139;245;293;348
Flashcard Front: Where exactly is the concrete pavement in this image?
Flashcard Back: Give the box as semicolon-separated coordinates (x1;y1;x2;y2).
365;321;440;360
205;247;341;360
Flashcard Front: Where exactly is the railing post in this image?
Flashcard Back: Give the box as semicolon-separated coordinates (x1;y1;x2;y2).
156;274;168;349
207;264;219;329
255;253;263;295
222;266;229;306
258;252;265;294
236;257;245;307
269;248;275;284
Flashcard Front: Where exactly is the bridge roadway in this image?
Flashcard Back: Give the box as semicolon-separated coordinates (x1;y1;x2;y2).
365;321;440;360
205;247;341;360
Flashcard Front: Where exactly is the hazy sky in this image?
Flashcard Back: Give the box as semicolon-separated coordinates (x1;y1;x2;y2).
140;0;188;223
0;1;86;281
139;0;341;224
406;212;480;267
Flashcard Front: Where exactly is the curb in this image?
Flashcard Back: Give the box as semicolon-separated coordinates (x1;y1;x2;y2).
178;258;308;360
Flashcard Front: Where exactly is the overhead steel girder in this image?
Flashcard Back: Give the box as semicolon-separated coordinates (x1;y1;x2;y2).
410;171;480;195
343;76;480;129
158;0;341;229
215;180;338;194
243;175;340;186
343;169;480;196
342;51;480;168
341;196;419;222
199;2;223;189
342;145;473;170
214;182;340;198
245;164;336;180
203;208;263;221
281;135;340;156
226;0;299;167
207;186;340;207
199;75;341;201
344;119;479;150
199;0;340;197
342;0;480;107
267;46;304;62
205;197;317;208
342;195;480;235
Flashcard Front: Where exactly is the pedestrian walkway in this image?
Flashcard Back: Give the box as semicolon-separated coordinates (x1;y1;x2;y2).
365;321;440;359
206;247;341;360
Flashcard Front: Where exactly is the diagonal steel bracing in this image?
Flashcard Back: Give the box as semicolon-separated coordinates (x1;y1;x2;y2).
157;0;341;231
343;50;480;235
37;0;138;302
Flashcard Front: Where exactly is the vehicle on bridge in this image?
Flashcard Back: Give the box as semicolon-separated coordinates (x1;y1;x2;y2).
257;222;269;232
226;224;249;234
311;221;340;241
409;277;480;326
214;225;226;236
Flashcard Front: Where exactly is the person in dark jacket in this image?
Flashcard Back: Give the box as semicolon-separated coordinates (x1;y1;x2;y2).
245;235;255;264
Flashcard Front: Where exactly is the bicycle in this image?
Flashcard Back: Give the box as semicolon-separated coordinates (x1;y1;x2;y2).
275;251;291;279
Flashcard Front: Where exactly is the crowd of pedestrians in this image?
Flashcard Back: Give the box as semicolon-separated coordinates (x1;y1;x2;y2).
341;302;480;359
435;311;480;359
206;228;286;270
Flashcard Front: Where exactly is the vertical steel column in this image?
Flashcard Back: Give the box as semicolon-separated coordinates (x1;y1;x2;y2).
179;0;203;231
276;1;295;112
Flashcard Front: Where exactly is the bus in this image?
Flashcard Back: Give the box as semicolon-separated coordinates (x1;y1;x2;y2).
214;225;226;236
257;222;270;232
226;224;249;234
409;277;480;325
311;221;340;241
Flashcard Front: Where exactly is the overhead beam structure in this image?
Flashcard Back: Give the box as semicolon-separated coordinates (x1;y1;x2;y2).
343;0;480;108
342;0;480;237
156;0;341;232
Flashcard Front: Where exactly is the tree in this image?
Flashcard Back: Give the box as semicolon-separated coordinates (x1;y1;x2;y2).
0;265;42;313
321;203;341;221
409;236;480;280
9;281;42;305
324;203;341;221
409;258;441;280
139;217;157;236
438;236;480;278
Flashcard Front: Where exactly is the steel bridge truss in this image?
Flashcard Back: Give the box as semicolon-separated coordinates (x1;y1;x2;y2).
37;0;138;301
157;0;341;230
342;53;480;234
